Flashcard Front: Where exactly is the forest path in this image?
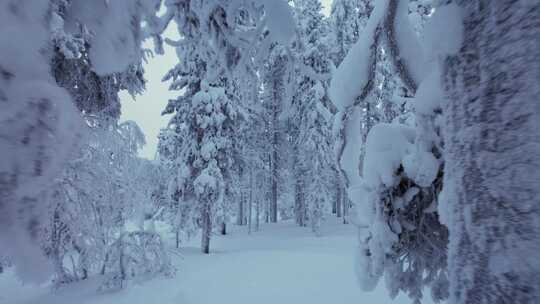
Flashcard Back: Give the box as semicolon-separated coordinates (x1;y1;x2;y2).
3;218;430;304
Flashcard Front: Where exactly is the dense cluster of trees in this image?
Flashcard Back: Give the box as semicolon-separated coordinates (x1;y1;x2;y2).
1;0;539;303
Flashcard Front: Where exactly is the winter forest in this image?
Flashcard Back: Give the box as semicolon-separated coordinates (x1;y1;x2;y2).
1;0;539;303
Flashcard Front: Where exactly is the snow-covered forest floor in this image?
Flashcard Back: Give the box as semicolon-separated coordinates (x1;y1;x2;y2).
1;219;438;304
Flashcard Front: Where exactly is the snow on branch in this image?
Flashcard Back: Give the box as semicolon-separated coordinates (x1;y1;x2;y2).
383;0;426;94
331;0;425;188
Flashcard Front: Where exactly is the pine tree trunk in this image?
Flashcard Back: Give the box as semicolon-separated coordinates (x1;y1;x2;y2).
248;168;253;234
237;194;244;226
270;147;278;223
256;196;260;232
219;222;226;235
294;173;303;226
248;197;252;235
201;204;211;254
295;175;307;227
265;154;271;224
443;1;540;302
343;198;349;224
265;197;270;223
336;182;343;218
175;228;180;249
270;85;279;223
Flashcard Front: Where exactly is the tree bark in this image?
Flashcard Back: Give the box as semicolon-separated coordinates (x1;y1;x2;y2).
256;195;260;231
219;222;226;235
343;198;349;224
248;167;253;234
443;1;540;303
237;194;244;226
270;148;278;223
294;173;307;227
201;204;211;254
265;154;271;224
270;74;280;223
336;182;343;218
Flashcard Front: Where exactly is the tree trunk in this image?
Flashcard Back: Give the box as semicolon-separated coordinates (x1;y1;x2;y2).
270;148;278;223
443;1;540;302
248;167;253;234
201;204;211;254
343;198;349;224
294;173;303;226
100;253;108;275
295;173;308;227
255;189;261;231
270;84;279;223
237;193;244;226
219;222;226;235
336;182;343;218
265;197;270;223
175;228;180;249
256;196;260;231
265;154;271;224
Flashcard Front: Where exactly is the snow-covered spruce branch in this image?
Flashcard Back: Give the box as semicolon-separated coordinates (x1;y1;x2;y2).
332;0;421;188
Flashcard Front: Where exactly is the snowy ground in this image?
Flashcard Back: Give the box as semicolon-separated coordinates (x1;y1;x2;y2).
1;219;437;304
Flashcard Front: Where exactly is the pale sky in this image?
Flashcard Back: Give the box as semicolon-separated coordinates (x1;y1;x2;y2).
120;0;334;159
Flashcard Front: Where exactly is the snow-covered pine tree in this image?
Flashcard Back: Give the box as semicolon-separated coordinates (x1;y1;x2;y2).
157;128;200;248
441;1;540;302
260;44;291;224
169;82;239;254
290;0;335;233
159;0;249;253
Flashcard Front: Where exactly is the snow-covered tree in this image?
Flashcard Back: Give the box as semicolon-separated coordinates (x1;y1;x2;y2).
45;117;173;290
162;77;240;253
289;0;335;232
440;1;540;303
159;0;253;253
260;44;291;223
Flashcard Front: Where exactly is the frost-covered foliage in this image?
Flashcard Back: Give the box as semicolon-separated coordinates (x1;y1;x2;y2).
328;0;450;302
51;0;164;76
159;0;296;82
330;0;372;66
50;0;165;119
0;0;164;283
44;118;173;290
100;231;174;291
355;121;448;303
0;0;81;283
